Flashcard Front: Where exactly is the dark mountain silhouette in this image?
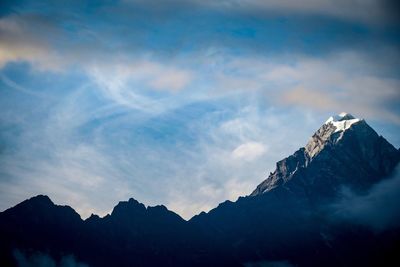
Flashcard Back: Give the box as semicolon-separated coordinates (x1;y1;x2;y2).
1;113;399;267
0;196;206;267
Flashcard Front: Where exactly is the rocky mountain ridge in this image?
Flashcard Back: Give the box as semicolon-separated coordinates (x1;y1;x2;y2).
1;113;399;267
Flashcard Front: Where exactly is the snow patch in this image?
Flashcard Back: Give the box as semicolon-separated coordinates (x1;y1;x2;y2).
325;113;361;133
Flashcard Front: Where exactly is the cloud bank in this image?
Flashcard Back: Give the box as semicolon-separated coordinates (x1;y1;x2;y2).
13;250;88;267
331;165;400;231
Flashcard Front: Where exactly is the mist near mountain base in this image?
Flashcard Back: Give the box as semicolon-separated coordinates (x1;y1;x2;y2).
13;250;89;267
330;164;400;231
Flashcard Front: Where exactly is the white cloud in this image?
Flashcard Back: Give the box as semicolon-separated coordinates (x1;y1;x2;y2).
149;68;192;92
86;60;193;113
232;141;266;161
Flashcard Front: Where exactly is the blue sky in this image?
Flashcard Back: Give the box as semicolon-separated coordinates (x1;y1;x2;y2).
0;0;399;219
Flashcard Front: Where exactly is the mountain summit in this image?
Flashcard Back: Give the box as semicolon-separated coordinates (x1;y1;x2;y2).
251;113;399;197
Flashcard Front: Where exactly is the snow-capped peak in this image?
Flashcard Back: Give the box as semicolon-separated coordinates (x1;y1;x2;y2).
325;112;361;133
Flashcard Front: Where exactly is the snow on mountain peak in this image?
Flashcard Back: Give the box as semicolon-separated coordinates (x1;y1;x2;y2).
325;113;361;133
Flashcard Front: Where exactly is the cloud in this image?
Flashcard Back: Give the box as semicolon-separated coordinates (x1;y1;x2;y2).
13;249;89;267
274;54;400;124
330;165;400;231
149;68;192;92
0;14;63;70
208;51;400;124
232;141;266;161
87;59;195;111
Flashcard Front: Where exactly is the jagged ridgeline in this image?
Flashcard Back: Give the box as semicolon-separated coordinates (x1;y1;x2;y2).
1;113;399;267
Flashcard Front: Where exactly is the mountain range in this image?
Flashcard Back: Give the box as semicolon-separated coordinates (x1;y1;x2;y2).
1;113;399;267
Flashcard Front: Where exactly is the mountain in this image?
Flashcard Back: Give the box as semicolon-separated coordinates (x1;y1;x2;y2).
1;113;399;267
0;195;206;267
251;112;399;198
190;113;400;266
0;195;83;266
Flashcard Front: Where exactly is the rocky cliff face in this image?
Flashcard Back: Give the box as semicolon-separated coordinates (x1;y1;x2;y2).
251;113;400;198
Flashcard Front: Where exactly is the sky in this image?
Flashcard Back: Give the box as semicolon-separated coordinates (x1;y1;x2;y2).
0;0;399;220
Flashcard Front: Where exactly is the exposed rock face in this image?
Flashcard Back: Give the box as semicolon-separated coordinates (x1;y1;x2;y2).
251;113;400;198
